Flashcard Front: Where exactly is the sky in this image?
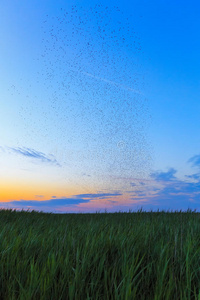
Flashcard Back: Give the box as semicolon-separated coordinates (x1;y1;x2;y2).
0;0;200;213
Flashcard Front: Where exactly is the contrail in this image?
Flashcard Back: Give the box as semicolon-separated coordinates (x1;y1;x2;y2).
81;71;143;95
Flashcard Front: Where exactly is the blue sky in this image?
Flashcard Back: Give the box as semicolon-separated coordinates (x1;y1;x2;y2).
0;0;200;212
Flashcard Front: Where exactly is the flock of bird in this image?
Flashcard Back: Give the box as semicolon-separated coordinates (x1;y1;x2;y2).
9;5;152;191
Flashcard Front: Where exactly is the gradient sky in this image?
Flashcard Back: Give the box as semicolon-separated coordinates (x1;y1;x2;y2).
1;0;200;213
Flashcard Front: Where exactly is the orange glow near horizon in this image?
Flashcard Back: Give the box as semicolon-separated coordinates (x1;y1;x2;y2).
0;179;98;202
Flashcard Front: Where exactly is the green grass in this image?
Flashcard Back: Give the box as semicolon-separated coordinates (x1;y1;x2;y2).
0;209;200;299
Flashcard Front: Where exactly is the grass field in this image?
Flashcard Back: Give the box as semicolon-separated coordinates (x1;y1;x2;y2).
0;209;200;299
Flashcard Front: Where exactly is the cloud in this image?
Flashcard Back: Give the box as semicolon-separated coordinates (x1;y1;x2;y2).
74;192;122;199
9;147;60;166
107;200;118;204
150;168;177;181
188;155;200;168
9;197;90;208
129;170;200;211
130;182;145;187
126;155;200;211
130;182;137;187
0;146;5;153
0;192;122;212
186;173;200;180
81;173;91;177
146;180;200;208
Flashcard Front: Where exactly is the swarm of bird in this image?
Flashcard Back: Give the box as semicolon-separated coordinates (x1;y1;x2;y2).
9;4;152;185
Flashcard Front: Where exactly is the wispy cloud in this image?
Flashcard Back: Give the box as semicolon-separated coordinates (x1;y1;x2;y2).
0;192;122;211
150;168;177;182
186;173;200;180
75;192;122;199
140;179;200;210
129;164;200;211
0;146;5;153
188;155;200;168
8;147;60;166
9;197;90;207
130;181;146;187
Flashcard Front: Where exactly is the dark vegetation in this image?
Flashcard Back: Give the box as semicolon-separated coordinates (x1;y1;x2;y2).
0;208;200;299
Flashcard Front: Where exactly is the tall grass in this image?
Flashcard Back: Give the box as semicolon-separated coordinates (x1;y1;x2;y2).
0;209;200;299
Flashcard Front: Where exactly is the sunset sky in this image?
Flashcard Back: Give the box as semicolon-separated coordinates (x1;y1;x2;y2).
1;0;200;213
